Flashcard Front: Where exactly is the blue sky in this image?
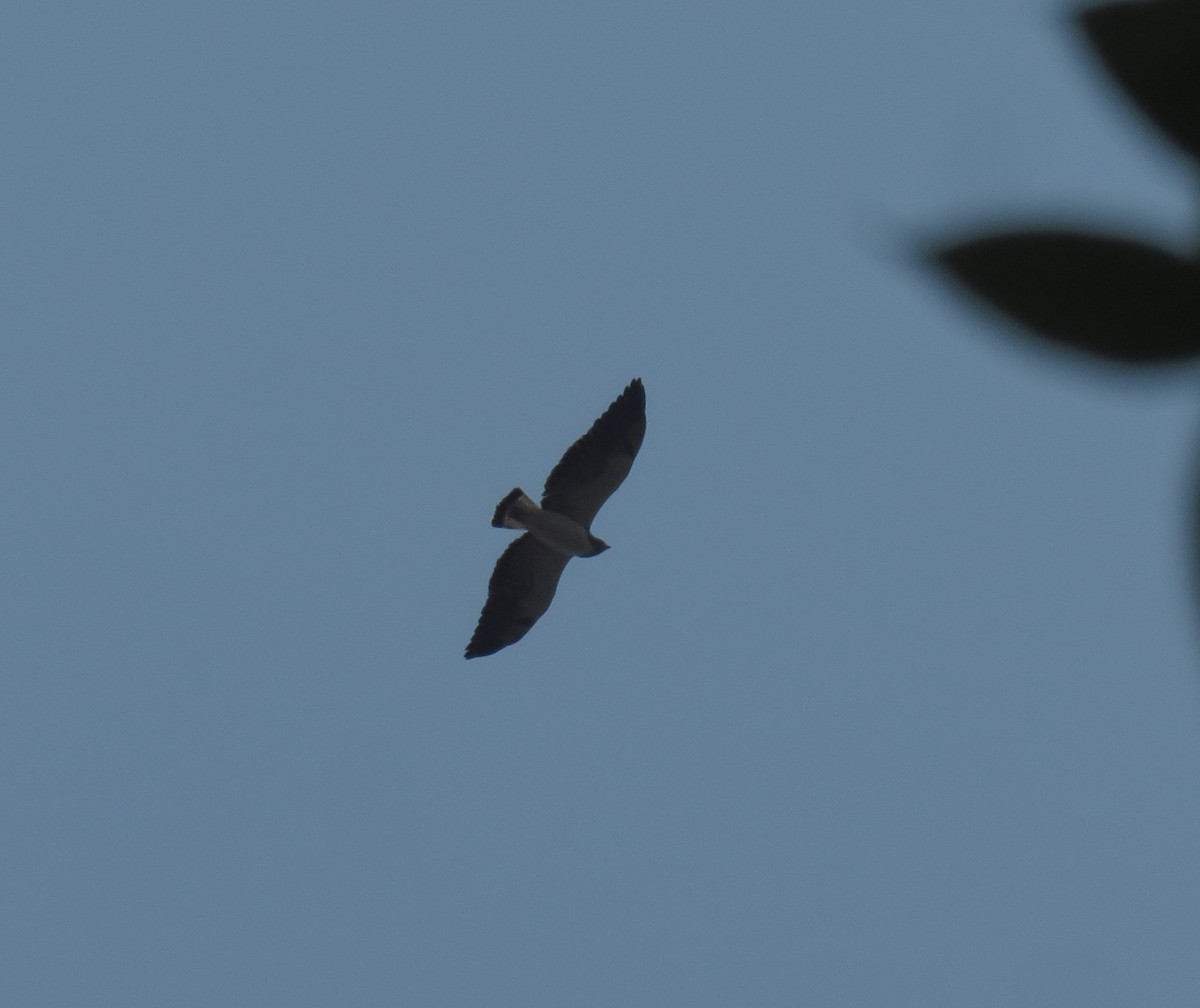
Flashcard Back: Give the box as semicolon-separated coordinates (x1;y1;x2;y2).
3;1;1200;1004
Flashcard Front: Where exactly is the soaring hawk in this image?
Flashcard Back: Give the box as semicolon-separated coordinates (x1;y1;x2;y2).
465;378;646;658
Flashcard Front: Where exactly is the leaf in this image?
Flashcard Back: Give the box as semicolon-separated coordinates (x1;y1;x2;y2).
932;230;1200;363
1079;0;1200;161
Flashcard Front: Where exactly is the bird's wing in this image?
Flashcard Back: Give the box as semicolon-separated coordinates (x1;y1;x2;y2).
465;533;572;658
540;378;646;528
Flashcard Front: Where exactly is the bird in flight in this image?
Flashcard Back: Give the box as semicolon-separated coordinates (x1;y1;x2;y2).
465;378;646;659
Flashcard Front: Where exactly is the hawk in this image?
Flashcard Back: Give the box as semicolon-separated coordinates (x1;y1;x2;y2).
465;378;646;659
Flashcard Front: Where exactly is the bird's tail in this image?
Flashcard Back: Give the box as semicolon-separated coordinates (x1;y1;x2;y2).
491;488;539;529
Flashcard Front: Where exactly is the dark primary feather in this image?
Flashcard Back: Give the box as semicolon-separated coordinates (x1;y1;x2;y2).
464;534;571;658
541;378;646;528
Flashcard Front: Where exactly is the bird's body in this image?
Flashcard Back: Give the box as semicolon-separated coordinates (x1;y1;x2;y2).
492;488;609;557
465;379;646;659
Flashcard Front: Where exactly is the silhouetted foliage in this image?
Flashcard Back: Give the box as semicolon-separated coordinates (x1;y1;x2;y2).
934;230;1200;362
930;1;1200;363
1080;0;1200;162
925;0;1200;644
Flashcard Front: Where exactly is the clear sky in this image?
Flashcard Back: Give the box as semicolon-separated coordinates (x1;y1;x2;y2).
4;2;1200;1005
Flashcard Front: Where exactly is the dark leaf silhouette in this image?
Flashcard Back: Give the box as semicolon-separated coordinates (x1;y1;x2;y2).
1079;0;1200;161
927;3;1200;654
932;230;1200;363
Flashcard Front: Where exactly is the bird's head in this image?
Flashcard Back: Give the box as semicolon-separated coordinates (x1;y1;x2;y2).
585;535;610;557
